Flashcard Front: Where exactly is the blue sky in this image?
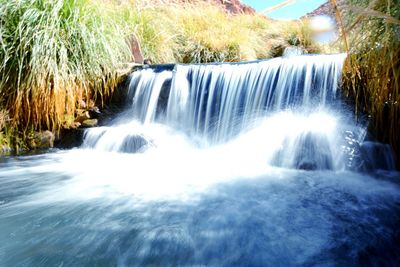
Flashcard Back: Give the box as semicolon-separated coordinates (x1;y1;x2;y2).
241;0;327;20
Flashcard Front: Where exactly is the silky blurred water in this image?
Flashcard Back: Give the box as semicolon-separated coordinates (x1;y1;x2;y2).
1;54;399;266
1;132;399;266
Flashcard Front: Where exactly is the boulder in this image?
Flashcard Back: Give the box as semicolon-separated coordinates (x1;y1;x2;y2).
119;134;153;153
360;141;396;171
28;131;55;149
88;106;101;119
82;119;98;127
75;110;90;123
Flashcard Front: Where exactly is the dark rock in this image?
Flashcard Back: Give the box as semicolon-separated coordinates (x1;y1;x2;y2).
292;133;333;170
118;134;153;153
360;141;396;171
55;128;86;149
273;132;333;171
298;161;318;171
88;106;101;119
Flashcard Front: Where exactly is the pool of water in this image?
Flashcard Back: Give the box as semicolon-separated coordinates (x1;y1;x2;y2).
0;149;399;266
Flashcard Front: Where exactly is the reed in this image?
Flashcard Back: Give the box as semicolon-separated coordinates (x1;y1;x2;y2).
0;0;131;132
341;0;400;163
0;0;317;150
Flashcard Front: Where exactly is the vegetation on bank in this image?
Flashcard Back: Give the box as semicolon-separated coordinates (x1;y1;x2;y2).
0;0;398;165
0;0;131;150
0;0;316;151
338;0;400;164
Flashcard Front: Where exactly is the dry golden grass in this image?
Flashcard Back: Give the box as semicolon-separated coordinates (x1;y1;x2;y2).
0;0;318;149
336;0;400;164
0;0;131;133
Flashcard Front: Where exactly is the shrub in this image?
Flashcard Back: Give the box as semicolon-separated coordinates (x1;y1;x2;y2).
0;0;131;131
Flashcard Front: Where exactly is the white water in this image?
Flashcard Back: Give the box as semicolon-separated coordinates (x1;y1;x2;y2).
84;54;364;170
0;54;399;266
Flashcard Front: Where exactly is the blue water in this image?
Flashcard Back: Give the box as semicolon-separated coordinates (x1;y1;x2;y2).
1;54;399;266
0;150;399;266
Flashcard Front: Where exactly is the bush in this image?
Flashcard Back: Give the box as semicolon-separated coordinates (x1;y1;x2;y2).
0;0;131;131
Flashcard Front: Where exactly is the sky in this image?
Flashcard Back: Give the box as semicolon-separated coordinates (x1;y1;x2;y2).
241;0;328;20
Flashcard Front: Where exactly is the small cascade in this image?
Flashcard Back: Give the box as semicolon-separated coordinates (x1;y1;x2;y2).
82;53;395;171
166;54;345;141
82;69;172;152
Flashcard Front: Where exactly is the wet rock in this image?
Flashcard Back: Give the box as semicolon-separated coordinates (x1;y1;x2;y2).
82;119;98;128
298;161;318;171
28;131;55;149
88;106;101;119
55;128;85;149
118;134;153;153
273;132;333;171
75;110;90;123
360;141;396;171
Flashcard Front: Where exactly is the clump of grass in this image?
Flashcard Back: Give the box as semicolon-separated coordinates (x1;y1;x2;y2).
0;0;131;131
122;1;317;63
340;0;400;164
0;0;319;150
0;109;9;131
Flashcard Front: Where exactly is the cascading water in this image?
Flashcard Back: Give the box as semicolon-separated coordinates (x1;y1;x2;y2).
83;53;363;170
1;54;399;266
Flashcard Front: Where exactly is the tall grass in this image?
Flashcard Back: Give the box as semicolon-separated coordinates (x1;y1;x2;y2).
0;0;131;131
0;0;317;150
339;0;400;163
119;1;317;63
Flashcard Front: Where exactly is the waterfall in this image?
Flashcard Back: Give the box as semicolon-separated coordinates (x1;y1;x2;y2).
2;54;399;266
83;53;392;171
166;54;345;141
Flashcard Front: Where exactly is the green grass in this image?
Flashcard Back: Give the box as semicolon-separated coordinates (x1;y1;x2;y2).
118;1;317;63
0;0;317;150
0;0;131;131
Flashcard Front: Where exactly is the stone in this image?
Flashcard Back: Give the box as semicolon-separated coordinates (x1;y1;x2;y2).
119;134;153;153
88;106;101;119
82;119;98;127
28;130;55;149
130;37;144;64
360;141;396;171
75;111;90;123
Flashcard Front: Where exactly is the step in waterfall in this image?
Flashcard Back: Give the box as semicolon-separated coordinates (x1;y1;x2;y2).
83;53;394;171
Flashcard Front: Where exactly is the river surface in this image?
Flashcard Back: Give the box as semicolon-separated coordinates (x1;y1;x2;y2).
0;144;399;266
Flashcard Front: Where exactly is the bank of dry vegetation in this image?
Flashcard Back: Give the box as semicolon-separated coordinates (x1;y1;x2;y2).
0;0;317;150
338;0;400;164
0;0;398;163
